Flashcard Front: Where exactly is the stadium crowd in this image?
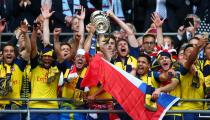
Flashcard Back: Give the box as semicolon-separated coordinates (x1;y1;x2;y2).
0;0;210;120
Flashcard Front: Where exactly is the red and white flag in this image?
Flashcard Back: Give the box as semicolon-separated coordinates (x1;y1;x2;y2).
81;54;179;120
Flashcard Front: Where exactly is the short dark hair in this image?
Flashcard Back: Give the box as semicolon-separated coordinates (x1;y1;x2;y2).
60;42;71;49
138;53;151;64
106;35;116;44
116;38;128;47
2;43;15;50
163;36;174;46
184;44;194;52
189;37;199;42
142;34;156;43
109;35;116;41
2;43;18;56
204;42;210;52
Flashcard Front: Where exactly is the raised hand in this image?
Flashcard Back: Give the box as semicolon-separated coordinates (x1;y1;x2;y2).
34;15;44;32
65;16;72;24
151;12;164;28
197;33;208;49
186;20;196;34
20;20;29;33
87;95;96;101
32;21;41;32
152;88;161;100
190;64;197;76
41;4;55;19
75;32;81;41
53;28;62;39
166;69;176;79
0;18;6;33
14;20;29;41
86;23;96;34
76;6;86;20
106;9;114;17
177;25;186;37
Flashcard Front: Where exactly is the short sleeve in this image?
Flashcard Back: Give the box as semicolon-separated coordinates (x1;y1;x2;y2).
31;55;39;69
14;57;28;71
129;45;140;59
131;56;138;69
180;64;188;76
57;60;73;72
153;71;161;83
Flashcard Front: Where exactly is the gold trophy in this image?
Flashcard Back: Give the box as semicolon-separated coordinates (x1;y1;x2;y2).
90;11;110;34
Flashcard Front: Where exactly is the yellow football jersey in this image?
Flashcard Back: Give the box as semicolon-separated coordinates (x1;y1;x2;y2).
139;72;159;88
179;66;205;110
0;58;27;105
62;67;87;99
29;65;59;108
114;55;137;72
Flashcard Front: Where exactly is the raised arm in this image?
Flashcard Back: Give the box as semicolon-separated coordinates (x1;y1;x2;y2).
41;4;55;47
53;28;64;63
107;10;138;47
0;19;6;44
74;32;82;53
158;68;176;82
31;21;42;59
87;86;105;100
51;1;72;27
184;37;208;70
68;32;82;60
18;22;31;61
151;12;164;46
152;78;179;100
76;6;86;49
83;23;96;52
0;18;6;33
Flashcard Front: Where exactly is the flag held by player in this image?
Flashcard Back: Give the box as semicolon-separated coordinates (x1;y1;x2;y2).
81;54;179;120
